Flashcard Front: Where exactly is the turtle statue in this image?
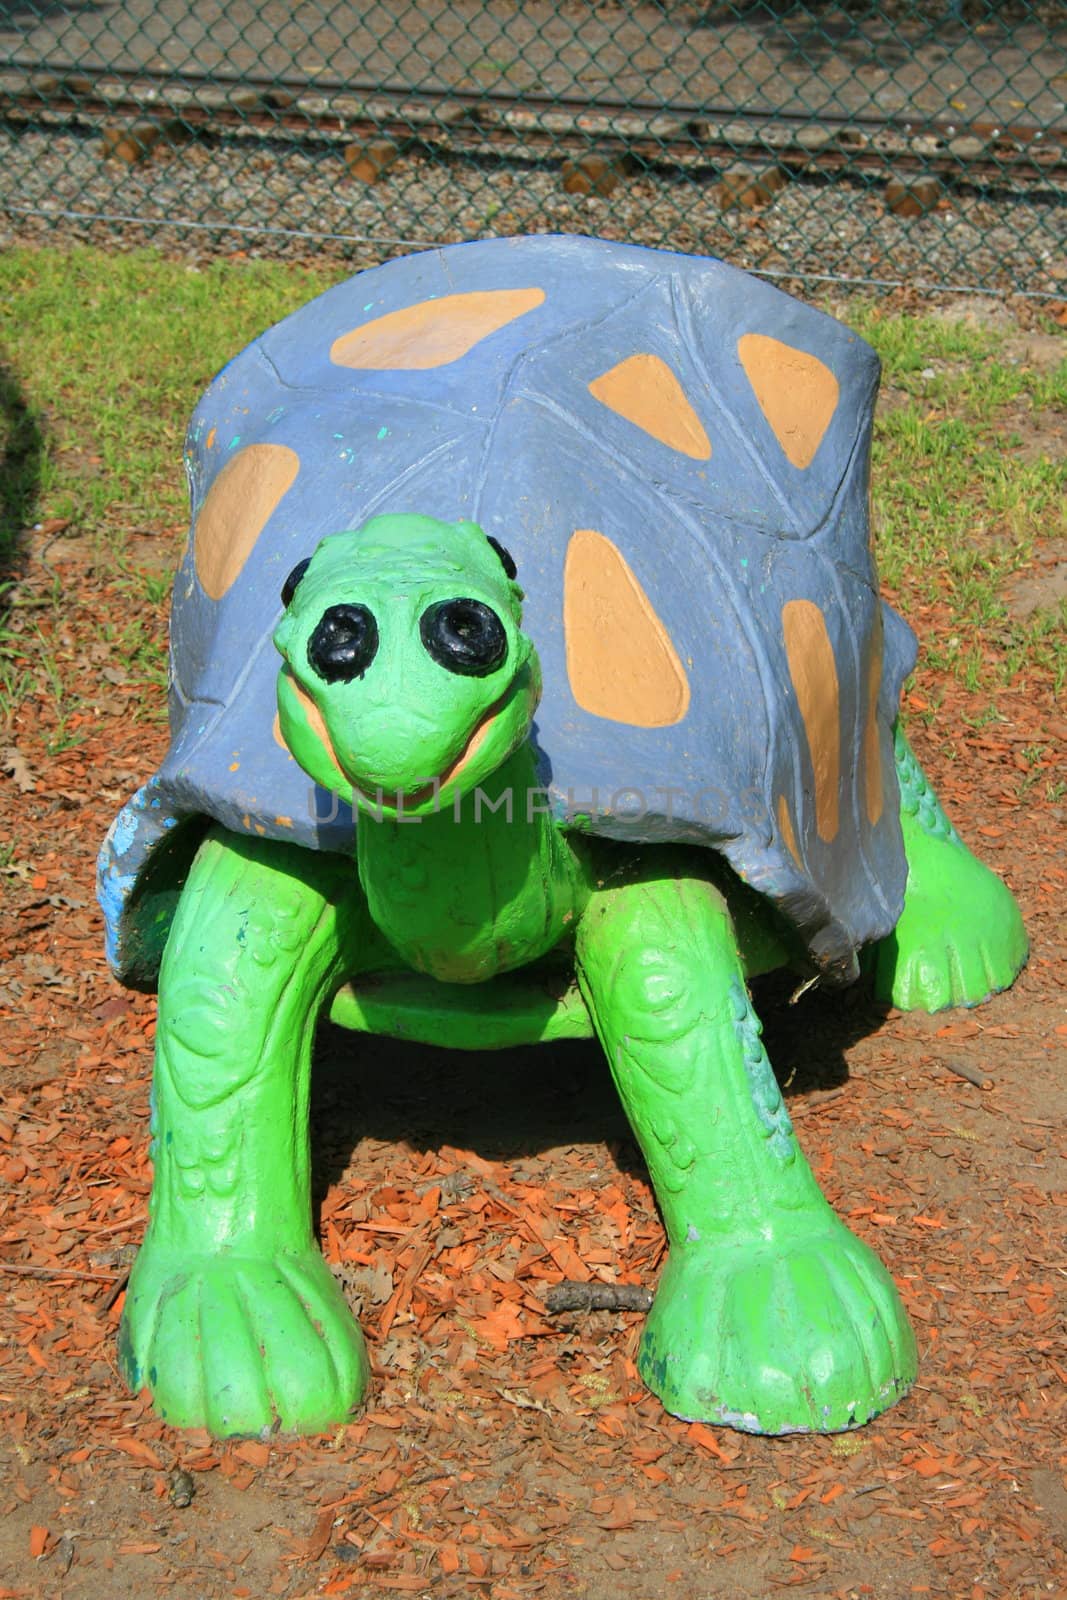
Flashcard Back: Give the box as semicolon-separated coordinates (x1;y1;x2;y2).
98;235;1027;1439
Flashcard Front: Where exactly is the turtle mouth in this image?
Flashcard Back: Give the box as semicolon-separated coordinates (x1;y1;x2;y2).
349;674;526;810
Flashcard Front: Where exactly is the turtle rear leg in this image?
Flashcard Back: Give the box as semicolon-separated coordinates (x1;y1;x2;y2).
121;827;382;1437
576;864;917;1434
868;728;1028;1013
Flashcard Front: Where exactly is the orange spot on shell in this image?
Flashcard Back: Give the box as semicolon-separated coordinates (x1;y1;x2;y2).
194;443;299;600
782;599;840;842
564;529;690;728
588;353;711;460
864;610;885;826
205;427;216;450
738;334;840;469
777;794;802;867
330;288;545;370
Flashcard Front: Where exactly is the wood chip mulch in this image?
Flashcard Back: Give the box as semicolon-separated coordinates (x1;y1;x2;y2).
0;547;1065;1600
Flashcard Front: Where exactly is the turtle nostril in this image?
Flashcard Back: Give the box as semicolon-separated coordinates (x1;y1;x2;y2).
420;598;508;677
307;603;379;683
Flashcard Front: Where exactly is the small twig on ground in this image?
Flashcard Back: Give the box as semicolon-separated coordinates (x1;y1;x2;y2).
792;1086;849;1118
99;1271;131;1315
0;1262;122;1282
83;1217;146;1238
544;1282;653;1315
940;1058;993;1090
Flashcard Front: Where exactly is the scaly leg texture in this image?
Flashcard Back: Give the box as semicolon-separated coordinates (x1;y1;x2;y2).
120;828;374;1437
576;868;917;1434
869;729;1028;1012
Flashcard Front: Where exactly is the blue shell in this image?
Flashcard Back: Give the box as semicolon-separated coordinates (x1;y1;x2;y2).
99;235;916;987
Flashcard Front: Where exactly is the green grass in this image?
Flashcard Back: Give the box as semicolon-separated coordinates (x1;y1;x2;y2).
0;246;344;558
0;247;347;741
842;300;1066;693
0;245;1064;746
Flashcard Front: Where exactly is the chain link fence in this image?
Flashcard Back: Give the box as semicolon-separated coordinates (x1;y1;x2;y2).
2;1;1065;293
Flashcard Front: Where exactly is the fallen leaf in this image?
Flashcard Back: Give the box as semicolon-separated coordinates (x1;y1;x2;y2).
1;747;34;793
687;1421;738;1462
111;1436;165;1470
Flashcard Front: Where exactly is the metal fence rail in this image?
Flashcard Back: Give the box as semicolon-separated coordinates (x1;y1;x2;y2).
2;1;1065;293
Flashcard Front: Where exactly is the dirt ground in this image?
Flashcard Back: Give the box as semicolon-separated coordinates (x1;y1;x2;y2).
0;299;1065;1598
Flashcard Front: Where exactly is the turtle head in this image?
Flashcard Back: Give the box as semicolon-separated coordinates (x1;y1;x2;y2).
273;514;539;818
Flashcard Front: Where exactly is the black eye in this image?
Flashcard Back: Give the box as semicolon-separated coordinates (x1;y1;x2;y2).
420;598;508;678
487;537;517;580
281;558;311;608
308;604;379;683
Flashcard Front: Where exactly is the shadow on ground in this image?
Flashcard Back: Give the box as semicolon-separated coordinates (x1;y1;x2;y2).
310;969;888;1205
0;361;42;593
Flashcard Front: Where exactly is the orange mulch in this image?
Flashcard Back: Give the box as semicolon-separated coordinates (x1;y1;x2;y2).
1;540;1065;1600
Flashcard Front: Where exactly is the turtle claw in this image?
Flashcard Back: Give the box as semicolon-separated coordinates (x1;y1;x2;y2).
637;1226;917;1435
120;1246;369;1437
871;837;1027;1014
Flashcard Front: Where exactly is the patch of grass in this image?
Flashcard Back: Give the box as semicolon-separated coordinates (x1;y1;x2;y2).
97;601;170;701
0;246;343;553
1000;599;1067;695
0;246;346;737
853;305;1066;691
846;307;1000;380
32;624;86;753
0;587;34;721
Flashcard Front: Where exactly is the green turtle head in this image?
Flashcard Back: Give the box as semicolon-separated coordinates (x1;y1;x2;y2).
273;513;539;818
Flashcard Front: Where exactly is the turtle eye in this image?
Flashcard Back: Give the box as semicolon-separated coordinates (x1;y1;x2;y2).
281;558;311;608
308;603;379;683
420;598;508;678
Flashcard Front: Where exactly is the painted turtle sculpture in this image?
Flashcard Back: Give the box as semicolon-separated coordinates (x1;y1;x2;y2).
98;235;1027;1439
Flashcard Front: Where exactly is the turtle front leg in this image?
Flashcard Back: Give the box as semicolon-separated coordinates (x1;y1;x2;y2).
867;727;1028;1012
120;827;379;1437
575;868;917;1434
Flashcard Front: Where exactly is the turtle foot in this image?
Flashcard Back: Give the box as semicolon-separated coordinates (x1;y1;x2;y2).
871;834;1027;1013
638;1226;917;1434
120;1244;369;1437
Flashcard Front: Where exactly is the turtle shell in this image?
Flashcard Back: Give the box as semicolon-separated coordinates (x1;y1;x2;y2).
98;234;916;989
